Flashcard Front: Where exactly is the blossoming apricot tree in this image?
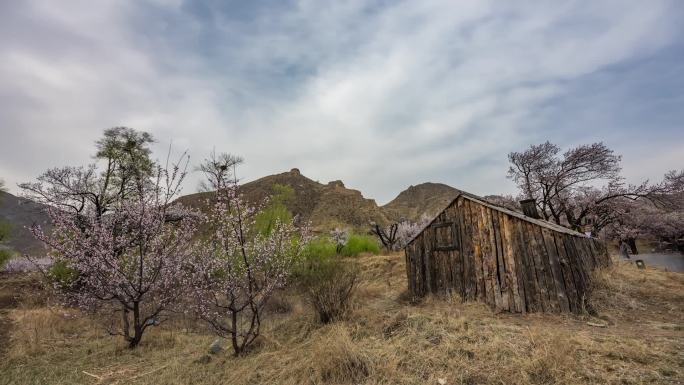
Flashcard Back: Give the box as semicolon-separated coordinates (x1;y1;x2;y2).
24;133;197;348
187;152;308;356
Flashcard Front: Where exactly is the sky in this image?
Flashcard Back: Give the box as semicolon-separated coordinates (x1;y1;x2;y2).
1;0;683;204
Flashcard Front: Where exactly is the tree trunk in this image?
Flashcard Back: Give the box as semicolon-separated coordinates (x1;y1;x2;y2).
128;301;143;348
231;309;240;356
122;305;131;341
676;241;684;253
627;238;638;254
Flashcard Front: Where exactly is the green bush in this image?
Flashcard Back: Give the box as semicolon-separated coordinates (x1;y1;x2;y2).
48;260;79;289
0;249;12;270
340;234;380;257
288;235;362;323
302;237;337;261
299;256;358;324
291;236;335;281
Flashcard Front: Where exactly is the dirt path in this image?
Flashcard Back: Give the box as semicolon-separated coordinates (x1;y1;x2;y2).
627;252;684;272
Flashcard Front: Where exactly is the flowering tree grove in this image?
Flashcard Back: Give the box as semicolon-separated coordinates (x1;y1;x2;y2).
604;196;684;252
508;142;684;232
187;152;308;356
31;161;196;347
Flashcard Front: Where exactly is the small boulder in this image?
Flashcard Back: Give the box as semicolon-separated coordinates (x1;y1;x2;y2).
208;338;222;354
194;355;211;364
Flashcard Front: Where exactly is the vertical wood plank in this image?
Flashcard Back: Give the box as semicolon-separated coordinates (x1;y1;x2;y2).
446;204;460;290
480;205;498;309
585;238;599;268
487;208;507;311
541;229;570;313
406;245;415;296
555;233;579;312
476;204;493;307
508;217;529;313
579;238;597;270
456;198;466;299
563;236;587;310
461;200;475;301
517;222;541;312
494;211;510;311
534;227;559;312
570;237;590;287
525;222;550;312
423;227;433;294
468;200;486;302
502;214;524;313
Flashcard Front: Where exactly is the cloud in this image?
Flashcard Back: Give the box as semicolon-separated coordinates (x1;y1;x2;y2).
1;0;683;203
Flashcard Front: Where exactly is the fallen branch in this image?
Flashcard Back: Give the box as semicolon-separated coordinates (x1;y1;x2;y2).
129;364;169;380
587;321;608;328
82;371;103;380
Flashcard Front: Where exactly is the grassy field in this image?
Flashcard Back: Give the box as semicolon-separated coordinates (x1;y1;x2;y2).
1;253;682;385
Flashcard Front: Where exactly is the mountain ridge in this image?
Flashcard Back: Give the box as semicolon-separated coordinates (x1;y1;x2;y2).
177;168;393;232
3;169;478;254
0;190;51;256
382;182;461;222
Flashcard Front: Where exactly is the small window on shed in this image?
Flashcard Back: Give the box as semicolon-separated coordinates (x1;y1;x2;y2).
433;222;459;251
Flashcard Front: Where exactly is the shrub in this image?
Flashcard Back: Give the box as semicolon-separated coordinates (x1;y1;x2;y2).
291;236;334;284
300;257;358;323
0;248;13;270
47;261;79;289
302;237;337;261
340;234;379;257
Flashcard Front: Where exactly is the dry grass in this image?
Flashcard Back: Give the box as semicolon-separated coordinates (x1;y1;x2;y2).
1;254;683;385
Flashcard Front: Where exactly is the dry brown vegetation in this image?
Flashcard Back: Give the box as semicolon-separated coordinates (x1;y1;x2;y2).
1;253;683;385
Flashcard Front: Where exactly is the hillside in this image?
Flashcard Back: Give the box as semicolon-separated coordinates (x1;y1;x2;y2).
177;168;390;232
0;191;50;256
382;182;460;222
178;173;482;231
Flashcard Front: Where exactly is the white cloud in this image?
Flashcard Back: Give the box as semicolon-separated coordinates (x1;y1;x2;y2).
1;0;682;202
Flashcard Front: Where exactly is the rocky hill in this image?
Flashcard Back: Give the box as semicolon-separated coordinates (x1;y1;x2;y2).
178;172;478;232
177;168;390;232
3;169;497;250
382;182;461;222
0;191;50;255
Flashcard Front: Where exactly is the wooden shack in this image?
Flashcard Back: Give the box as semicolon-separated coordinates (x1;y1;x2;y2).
404;192;610;313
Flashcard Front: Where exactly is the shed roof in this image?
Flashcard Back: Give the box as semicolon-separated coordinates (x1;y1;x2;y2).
405;190;589;247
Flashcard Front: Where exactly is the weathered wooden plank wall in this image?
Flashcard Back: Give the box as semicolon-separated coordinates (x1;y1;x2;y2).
405;196;611;313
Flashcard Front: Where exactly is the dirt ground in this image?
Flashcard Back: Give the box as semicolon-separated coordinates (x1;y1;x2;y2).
0;253;682;385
